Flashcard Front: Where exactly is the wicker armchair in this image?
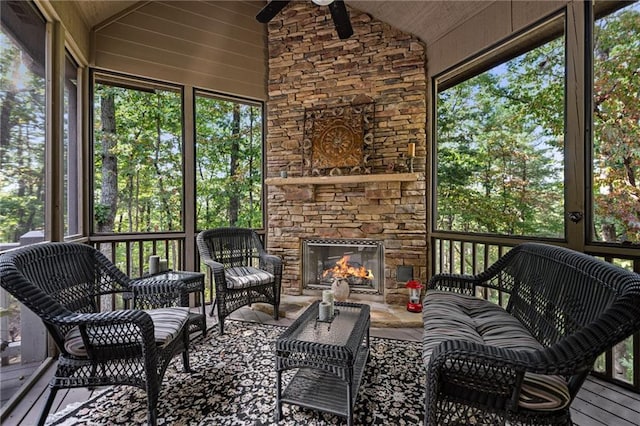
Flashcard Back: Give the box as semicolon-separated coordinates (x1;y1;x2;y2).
423;243;640;425
0;242;191;426
196;228;282;334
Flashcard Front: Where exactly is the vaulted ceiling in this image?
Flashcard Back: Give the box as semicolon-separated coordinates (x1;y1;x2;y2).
70;0;491;46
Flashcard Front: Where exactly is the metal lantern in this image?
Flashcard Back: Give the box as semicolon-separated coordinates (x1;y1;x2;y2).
406;279;423;313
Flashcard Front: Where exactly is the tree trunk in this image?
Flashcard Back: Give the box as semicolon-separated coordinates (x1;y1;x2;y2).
623;156;636;188
228;104;241;226
0;91;16;156
98;93;118;233
601;223;617;241
152;97;173;230
248;107;255;228
126;172;133;233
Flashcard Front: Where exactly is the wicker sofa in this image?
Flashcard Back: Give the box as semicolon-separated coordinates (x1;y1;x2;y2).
422;243;640;425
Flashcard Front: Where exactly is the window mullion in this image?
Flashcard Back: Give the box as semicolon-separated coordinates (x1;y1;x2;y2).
46;20;65;242
564;1;587;251
184;87;197;271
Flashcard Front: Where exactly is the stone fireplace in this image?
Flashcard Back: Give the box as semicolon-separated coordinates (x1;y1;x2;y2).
302;238;384;294
264;2;428;305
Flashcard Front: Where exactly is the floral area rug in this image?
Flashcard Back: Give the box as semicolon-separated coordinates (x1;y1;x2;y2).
47;320;424;425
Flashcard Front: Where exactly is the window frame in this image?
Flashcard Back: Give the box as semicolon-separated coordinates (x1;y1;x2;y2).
193;88;266;231
63;49;81;239
586;0;640;247
0;0;48;245
89;69;186;236
431;10;569;242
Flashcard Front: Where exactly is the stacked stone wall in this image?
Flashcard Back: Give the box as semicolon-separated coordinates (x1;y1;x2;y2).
265;2;428;304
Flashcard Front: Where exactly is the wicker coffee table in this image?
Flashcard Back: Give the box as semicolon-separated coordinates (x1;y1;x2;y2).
275;301;370;425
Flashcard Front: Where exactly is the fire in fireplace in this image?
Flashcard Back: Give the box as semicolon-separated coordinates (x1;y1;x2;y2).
302;239;384;294
321;255;374;283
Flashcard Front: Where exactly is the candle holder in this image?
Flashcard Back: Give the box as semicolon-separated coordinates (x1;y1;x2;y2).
407;142;416;172
149;255;160;274
315;302;340;331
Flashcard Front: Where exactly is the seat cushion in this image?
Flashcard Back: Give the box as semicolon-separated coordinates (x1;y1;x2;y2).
519;372;571;410
225;266;274;289
64;307;189;357
423;290;570;411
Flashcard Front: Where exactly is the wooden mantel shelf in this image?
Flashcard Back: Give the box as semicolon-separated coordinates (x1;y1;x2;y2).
265;172;420;186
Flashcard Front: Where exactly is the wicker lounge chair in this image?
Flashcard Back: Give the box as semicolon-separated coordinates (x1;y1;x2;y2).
196;227;282;334
423;242;640;425
0;242;191;426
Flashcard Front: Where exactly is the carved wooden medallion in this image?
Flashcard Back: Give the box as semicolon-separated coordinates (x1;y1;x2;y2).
302;102;375;176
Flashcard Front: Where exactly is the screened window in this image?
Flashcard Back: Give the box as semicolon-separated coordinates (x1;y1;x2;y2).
0;0;47;400
195;91;263;229
434;16;566;238
92;73;184;233
590;0;640;387
0;1;46;245
591;1;640;244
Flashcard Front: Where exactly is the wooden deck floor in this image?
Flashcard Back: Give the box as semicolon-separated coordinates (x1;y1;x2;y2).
2;306;639;426
0;361;41;408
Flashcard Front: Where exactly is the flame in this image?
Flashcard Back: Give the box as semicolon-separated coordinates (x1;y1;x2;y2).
322;255;374;280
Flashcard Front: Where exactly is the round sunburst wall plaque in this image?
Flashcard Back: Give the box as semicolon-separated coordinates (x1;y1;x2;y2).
302;102;375;176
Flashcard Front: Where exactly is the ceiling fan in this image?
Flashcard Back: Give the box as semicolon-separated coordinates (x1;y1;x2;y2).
256;0;354;40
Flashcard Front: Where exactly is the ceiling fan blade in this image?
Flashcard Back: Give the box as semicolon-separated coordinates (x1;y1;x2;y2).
256;1;290;23
328;0;353;39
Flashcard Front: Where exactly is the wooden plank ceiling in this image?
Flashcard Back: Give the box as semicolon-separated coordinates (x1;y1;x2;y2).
71;0;489;46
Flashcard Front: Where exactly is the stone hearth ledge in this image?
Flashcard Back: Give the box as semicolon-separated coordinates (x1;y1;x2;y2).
252;294;423;328
264;172;420;186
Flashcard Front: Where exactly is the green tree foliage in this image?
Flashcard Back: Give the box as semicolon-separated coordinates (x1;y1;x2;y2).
593;4;640;243
91;83;263;235
437;3;640;243
195;94;263;229
592;3;640;385
93;82;183;233
436;37;565;238
0;32;45;243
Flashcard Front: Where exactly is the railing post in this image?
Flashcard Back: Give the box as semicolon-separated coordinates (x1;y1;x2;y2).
0;288;12;366
19;309;46;363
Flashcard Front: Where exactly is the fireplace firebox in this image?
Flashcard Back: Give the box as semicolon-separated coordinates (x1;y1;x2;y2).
302;239;384;294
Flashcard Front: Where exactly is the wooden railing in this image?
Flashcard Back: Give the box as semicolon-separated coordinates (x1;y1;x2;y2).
431;235;640;392
88;234;217;308
1;241;47;371
88;234;212;311
89;234;187;278
3;233;636;393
